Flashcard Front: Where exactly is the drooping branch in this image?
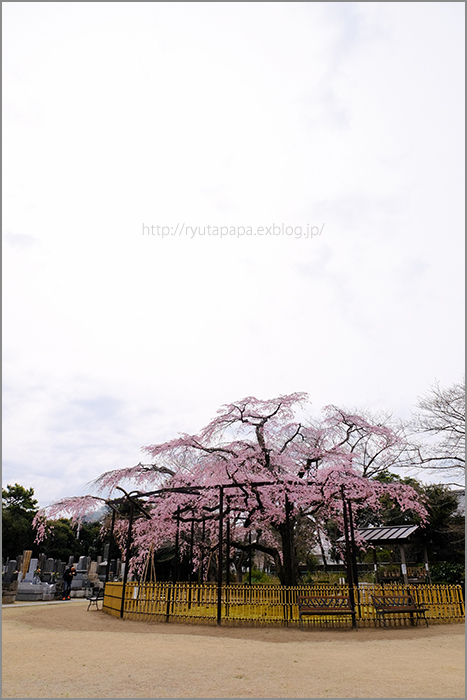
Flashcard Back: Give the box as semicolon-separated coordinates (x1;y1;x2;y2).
33;392;429;586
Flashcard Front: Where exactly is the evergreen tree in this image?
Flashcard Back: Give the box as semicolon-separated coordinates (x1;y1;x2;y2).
2;484;39;559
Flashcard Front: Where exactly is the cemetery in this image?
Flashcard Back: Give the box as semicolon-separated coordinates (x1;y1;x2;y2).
2;548;115;604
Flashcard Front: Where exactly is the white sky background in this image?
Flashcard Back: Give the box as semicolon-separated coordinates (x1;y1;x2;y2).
3;2;465;507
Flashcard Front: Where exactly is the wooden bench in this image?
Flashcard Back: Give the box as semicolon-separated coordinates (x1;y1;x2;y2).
371;594;428;627
297;595;356;630
85;585;105;611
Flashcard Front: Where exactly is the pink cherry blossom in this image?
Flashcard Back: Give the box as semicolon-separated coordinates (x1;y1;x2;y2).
34;394;427;584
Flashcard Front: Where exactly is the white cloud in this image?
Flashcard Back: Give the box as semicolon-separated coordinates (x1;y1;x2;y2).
3;2;464;506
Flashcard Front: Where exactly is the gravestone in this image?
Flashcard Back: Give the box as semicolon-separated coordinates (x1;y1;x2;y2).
23;558;38;582
3;560;17;584
44;558;55;573
2;577;18;603
53;561;66;596
18;557;40;595
87;561;99;584
77;556;88;571
98;560;108;580
41;558;55;583
71;556;90;597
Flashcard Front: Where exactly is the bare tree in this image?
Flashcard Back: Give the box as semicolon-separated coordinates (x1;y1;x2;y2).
412;378;465;486
321;406;414;478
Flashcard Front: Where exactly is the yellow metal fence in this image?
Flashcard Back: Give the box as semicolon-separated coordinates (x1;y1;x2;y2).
103;581;465;628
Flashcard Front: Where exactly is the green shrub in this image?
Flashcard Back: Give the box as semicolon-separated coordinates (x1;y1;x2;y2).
249;568;280;584
430;562;465;586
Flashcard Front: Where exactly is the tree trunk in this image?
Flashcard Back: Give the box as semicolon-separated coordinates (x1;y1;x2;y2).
235;551;244;583
277;520;299;586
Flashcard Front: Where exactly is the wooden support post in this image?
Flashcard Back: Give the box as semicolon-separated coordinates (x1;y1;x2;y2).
217;486;224;626
226;505;230;586
341;487;357;630
173;507;180;584
284;493;293;586
165;582;172;623
399;544;409;585
189;518;194;584
199;519;206;584
188;517;194;609
373;546;378;585
423;545;432;584
105;507;116;584
347;498;361;620
120;502;134;619
347;499;359;587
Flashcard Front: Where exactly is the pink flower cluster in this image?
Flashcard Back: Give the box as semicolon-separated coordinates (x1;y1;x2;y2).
34;394;427;576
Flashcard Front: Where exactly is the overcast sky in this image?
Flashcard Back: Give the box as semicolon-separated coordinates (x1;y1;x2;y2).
3;2;464;507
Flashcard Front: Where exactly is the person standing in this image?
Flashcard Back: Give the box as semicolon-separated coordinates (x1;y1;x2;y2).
62;565;76;600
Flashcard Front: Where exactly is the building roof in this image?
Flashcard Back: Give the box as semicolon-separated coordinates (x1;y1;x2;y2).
337;525;419;544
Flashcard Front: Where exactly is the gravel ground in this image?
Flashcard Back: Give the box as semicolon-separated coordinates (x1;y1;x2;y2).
2;601;465;698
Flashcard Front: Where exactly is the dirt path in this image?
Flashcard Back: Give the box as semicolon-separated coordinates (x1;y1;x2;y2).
2;601;465;698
